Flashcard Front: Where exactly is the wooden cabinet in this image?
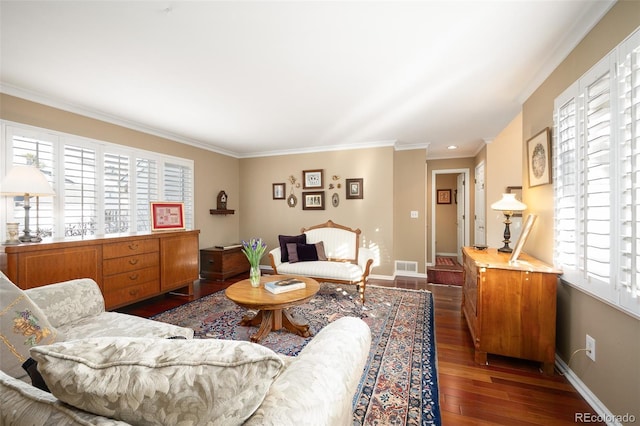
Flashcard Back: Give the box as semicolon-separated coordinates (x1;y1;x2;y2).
1;230;200;310
160;232;200;291
461;246;562;375
200;246;249;280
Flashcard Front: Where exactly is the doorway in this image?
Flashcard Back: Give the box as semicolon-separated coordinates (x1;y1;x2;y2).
474;161;486;246
431;168;470;266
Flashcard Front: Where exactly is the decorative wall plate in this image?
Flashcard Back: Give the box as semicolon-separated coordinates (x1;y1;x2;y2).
287;193;298;208
332;192;339;207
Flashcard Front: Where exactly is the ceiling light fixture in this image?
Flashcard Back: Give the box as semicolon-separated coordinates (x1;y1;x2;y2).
447;145;458;150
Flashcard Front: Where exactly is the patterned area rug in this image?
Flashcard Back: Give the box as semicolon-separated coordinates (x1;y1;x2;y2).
428;257;464;286
435;256;456;266
151;283;441;425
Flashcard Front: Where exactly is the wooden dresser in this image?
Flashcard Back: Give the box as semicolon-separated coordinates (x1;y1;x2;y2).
1;230;199;310
461;246;562;374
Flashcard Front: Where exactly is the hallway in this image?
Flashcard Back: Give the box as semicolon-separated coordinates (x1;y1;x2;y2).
427;256;464;286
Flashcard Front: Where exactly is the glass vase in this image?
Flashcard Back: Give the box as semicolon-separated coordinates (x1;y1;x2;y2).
249;265;261;287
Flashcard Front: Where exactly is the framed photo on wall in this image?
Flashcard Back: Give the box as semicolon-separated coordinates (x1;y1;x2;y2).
437;189;451;204
150;202;185;231
272;183;285;200
302;191;325;210
527;128;551;187
303;169;324;189
346;178;363;199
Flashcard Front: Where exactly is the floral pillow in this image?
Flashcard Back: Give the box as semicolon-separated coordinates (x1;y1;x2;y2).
31;337;285;425
0;271;63;380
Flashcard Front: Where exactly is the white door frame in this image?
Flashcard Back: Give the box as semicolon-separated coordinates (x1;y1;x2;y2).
431;168;470;266
474;161;486;246
456;173;465;265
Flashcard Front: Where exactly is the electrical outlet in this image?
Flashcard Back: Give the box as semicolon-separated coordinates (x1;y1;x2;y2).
410;211;419;218
586;334;596;362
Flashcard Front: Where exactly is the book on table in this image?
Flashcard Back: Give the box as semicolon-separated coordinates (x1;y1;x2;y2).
264;278;306;294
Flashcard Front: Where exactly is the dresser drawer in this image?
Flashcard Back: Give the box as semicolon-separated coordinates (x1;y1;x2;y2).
103;281;159;308
103;266;159;291
103;239;159;259
103;252;159;276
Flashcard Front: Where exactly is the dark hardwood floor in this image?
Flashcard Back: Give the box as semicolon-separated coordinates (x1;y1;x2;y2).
118;274;603;425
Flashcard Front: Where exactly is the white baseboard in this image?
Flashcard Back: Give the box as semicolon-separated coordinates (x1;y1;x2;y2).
555;355;623;426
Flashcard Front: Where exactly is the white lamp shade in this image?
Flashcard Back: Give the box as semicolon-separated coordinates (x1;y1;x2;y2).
0;165;55;196
491;193;526;212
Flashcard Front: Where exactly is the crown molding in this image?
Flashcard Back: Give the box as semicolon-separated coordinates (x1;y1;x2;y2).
1;83;240;158
394;142;430;152
238;139;398;158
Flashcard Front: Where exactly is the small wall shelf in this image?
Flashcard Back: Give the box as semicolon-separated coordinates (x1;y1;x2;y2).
210;209;235;215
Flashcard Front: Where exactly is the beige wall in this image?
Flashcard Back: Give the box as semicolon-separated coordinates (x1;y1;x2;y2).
238;147;396;276
393;149;428;274
486;112;524;249
0;94;241;249
522;1;640;421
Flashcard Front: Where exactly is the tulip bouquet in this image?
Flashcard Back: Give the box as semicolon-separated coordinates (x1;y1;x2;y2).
241;237;267;267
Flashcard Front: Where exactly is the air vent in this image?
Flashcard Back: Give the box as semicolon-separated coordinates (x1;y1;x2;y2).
395;260;418;274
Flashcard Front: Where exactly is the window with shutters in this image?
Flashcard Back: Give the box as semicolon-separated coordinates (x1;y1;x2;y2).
64;144;97;236
553;28;640;318
1;122;194;237
104;152;130;234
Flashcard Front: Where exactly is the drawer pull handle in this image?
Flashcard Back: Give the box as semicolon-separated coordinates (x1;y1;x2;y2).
208;260;214;264
129;289;139;296
128;243;138;250
129;274;139;280
129;259;139;265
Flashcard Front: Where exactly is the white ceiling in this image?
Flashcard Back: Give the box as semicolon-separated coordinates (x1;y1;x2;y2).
0;1;615;159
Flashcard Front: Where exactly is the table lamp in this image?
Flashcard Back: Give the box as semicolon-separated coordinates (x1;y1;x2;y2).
1;165;55;242
491;193;526;253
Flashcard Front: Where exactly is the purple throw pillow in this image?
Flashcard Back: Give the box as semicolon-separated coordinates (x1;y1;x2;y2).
315;241;327;261
296;243;319;262
279;234;307;263
286;243;300;263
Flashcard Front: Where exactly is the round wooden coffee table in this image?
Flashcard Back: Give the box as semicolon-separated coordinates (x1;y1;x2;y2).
225;275;320;343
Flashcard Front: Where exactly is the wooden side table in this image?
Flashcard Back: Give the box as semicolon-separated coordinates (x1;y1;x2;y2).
461;246;562;374
200;246;249;280
225;275;320;342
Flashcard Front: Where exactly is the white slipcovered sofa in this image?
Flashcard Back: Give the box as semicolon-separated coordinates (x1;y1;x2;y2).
269;220;375;303
0;272;371;425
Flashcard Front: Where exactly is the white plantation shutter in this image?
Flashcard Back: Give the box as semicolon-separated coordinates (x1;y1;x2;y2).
135;158;158;232
554;89;578;271
163;162;193;229
104;153;130;234
619;29;640;308
6;129;56;237
581;61;613;290
554;28;640;318
63;144;97;236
